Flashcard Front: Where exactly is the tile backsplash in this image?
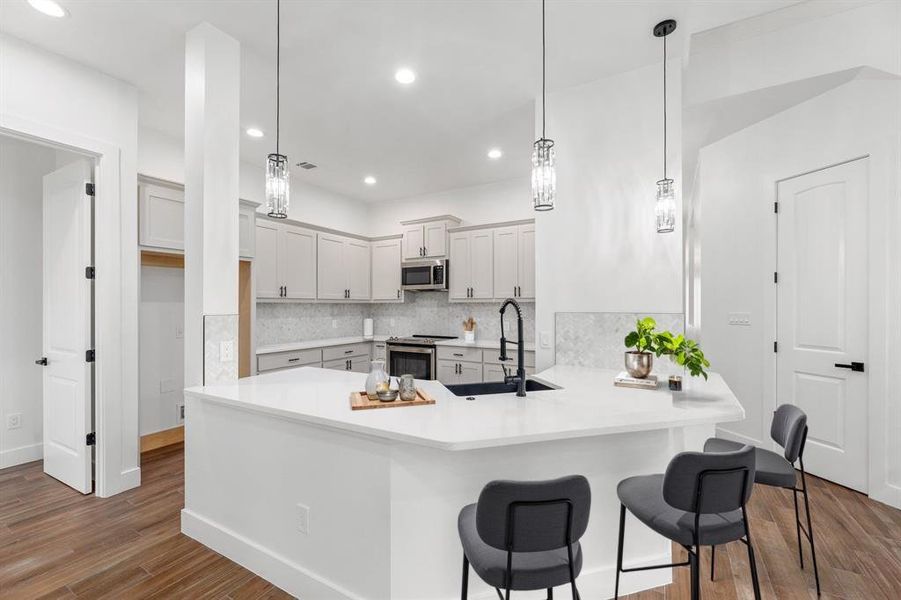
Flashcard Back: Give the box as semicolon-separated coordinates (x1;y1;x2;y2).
256;293;534;347
555;312;684;374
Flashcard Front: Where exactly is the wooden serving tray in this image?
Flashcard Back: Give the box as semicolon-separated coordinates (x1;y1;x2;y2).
349;388;436;410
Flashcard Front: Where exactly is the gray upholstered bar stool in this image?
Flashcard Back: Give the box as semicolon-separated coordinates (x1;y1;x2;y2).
705;404;820;595
614;445;761;600
458;475;591;600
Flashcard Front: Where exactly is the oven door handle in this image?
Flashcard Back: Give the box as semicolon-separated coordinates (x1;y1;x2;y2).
387;345;434;354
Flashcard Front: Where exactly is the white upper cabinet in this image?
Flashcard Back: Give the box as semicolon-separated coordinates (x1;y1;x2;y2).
238;200;258;258
280;226;317;299
449;229;493;300
402;224;425;260
400;216;460;259
317;233;372;300
371;238;402;301
255;220;280;298
139;183;184;251
255;220;317;299
493;224;534;301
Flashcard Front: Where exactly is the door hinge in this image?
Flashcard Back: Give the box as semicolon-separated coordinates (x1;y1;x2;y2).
85;183;95;197
774;201;778;214
86;432;96;446
85;349;95;362
85;266;95;279
774;341;778;353
774;271;778;284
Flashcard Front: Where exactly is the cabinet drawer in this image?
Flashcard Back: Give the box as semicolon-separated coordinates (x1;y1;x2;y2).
322;343;371;362
437;346;482;363
483;349;535;368
483;363;535;383
257;348;322;372
323;355;370;372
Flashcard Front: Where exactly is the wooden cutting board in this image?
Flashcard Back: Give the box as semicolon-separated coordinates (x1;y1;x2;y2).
349;388;436;410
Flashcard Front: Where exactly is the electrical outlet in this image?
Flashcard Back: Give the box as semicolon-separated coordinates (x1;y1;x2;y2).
540;331;552;349
332;319;338;329
296;503;310;534
175;324;184;339
219;340;235;362
728;313;751;326
6;413;22;429
175;403;185;424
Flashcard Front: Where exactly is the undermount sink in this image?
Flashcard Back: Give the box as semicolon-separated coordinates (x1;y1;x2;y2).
445;380;557;397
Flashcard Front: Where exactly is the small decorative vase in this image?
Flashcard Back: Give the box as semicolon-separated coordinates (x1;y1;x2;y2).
464;330;475;343
624;351;653;379
365;360;389;400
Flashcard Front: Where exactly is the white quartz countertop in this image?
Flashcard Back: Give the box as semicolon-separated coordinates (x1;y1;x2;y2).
184;365;744;451
257;336;533;355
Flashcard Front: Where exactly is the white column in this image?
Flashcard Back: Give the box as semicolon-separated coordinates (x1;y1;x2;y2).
184;23;241;387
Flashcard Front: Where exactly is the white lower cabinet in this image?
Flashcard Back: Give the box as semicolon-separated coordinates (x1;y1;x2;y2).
437;359;482;385
483;363;535;382
323;356;369;373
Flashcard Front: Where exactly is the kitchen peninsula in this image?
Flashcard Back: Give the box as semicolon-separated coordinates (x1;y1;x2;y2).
182;366;743;600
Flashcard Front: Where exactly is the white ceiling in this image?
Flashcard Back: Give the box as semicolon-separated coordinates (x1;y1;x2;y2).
0;0;798;201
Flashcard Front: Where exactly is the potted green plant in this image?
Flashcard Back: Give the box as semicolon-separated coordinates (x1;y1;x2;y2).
623;317;711;380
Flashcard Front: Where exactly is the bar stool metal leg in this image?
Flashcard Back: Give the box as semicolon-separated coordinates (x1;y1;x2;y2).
800;460;821;596
792;486;804;569
461;554;469;600
614;503;625;599
710;544;716;581
689;546;700;600
743;506;762;600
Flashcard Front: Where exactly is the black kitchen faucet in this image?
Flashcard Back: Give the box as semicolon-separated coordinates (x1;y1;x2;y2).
498;298;526;397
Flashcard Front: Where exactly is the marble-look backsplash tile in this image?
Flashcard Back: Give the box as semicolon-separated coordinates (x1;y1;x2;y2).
555;312;684;375
255;294;535;347
370;293;534;343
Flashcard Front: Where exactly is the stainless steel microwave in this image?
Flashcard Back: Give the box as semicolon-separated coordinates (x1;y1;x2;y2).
401;259;448;291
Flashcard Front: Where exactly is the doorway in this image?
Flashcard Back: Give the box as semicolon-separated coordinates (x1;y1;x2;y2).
0;134;96;494
776;157;869;493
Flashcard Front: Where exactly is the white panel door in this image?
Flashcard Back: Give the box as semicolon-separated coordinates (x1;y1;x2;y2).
317;233;347;300
42;160;93;494
139;183;184;250
493;226;518;299
469;229;494;299
448;232;471;300
371;239;402;301
346;239;371;300
402;225;424;260
424;222;447;257
517;224;535;299
777;158;868;492
280;225;317;299
254;220;280;298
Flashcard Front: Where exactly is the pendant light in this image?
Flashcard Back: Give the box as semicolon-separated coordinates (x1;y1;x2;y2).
266;0;289;219
654;19;677;233
531;0;555;212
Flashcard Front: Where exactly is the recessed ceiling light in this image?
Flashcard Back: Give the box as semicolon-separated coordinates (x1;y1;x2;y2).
487;148;503;160
28;0;68;17
364;176;377;185
245;127;264;138
394;68;416;85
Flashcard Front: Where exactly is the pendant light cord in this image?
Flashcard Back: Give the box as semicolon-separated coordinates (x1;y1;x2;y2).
276;0;281;157
541;0;546;139
662;32;667;180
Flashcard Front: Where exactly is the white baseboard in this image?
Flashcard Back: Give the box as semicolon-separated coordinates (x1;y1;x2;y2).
0;442;42;469
182;508;670;600
97;466;141;498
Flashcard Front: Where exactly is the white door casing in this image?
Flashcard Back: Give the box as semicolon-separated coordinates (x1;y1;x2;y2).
777;158;869;493
42;160;94;494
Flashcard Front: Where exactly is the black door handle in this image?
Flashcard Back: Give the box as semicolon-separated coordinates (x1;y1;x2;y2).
834;361;865;372
35;357;48;366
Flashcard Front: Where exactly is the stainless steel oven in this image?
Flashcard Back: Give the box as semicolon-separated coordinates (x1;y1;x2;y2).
401;259;448;291
385;335;457;380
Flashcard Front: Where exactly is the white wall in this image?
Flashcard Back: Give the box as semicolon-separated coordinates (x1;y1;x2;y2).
699;78;901;507
1;35;140;496
534;60;684;369
139;266;185;435
0;136;54;467
366;178;532;237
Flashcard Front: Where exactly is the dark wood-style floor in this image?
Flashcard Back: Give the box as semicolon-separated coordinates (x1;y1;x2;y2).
1;445;899;599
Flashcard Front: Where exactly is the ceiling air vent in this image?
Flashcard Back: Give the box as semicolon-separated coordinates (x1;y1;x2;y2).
296;161;317;170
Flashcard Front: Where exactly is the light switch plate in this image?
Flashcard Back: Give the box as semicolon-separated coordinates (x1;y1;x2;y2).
296;503;310;534
175;324;184;339
6;413;22;429
219;340;235;362
540;331;552;349
728;312;751;326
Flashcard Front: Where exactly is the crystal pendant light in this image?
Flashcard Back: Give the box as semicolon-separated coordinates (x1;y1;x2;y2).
266;0;289;219
654;19;677;233
531;0;555;212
